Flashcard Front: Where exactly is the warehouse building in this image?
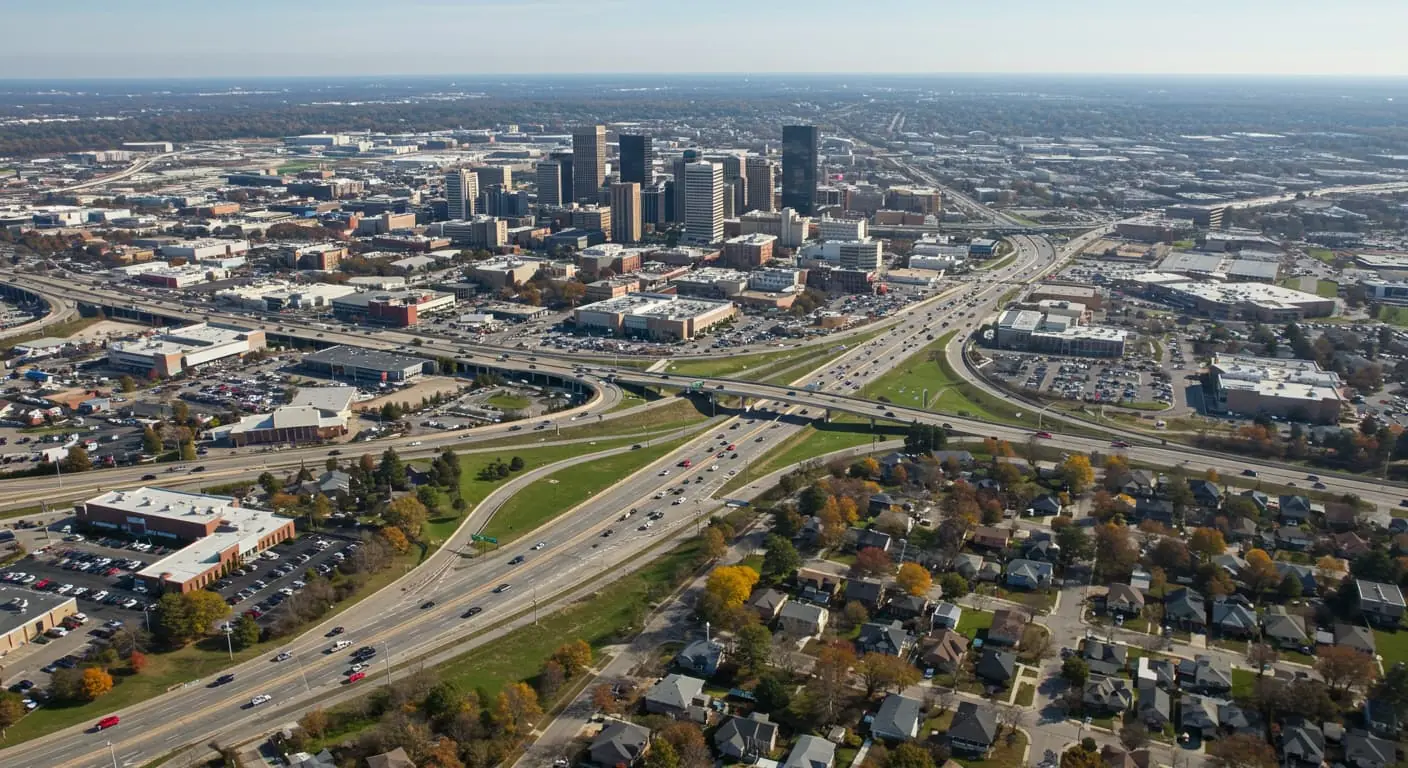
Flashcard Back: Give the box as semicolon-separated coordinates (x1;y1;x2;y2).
573;293;737;341
1028;284;1104;310
107;322;267;378
76;488;295;594
1134;279;1334;321
301;346;434;384
0;587;78;653
1209;354;1344;424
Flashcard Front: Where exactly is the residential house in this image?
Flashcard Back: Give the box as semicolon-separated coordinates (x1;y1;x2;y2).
874;510;914;537
1022;537;1061;563
1356;580;1406;626
675;640;725;678
1226;516;1258;542
1129;568;1152;593
714;713;779;762
1324;502;1360;532
1180;695;1221;740
889;594;929;619
1335;532;1372;559
855;528;893;552
1177;656;1231;695
643;674;710;720
1211;554;1246;578
305;470;352;499
1136;680;1172;730
1333;622;1377;654
783;735;837;768
1217;701;1262;738
871;693;923;741
288;751;337;768
1211;598;1258;638
978;560;1003;582
1363;699;1401;739
1105;584;1145;617
1343;730;1396;768
1240;489;1270;515
921;628;969;674
1279;495;1312;525
1276;525;1314;551
845;579;887;611
749;589;789;623
1188;479;1222;509
932;449;976;467
1084;641;1128;677
1164;587;1207;631
589;721;651;768
1279;718;1325;768
931;602;962;631
857;621;914;657
1276;562;1319;597
1121;470;1158;497
1134;498;1173;526
975;647;1016;687
869;492;899;516
1029;495;1063;516
1084;676;1133;714
877;453;908;484
1100;746;1151;768
954;553;983;581
366;748;416;768
796;568;841;596
777;602;829;639
987;608;1029;646
1006;559;1054;590
971;526;1011;550
948;702;998;756
1137;657;1178;691
1262;607;1309;649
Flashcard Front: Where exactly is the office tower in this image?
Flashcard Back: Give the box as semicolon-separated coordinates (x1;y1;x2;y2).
445;168;478;220
549;150;574;204
671;149;700;223
572;125;606;204
729;178;747;219
641;182;667;226
662;180;676;223
474;166;511;190
721;155;745;183
535;162;562;207
684;161;724;245
782;125;819;215
618;134;653;186
722;180;738;220
610;182;642;243
745;157;776;213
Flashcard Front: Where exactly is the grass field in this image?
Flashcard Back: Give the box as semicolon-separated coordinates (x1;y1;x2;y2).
1375;628;1408;669
0;314;103;352
664;346;818;379
716;417;905;495
480;436;689;543
861;333;1037;426
956;608;995;640
466;398;709;450
276;159;325;174
1315;280;1339;299
1379;306;1408;328
978;252;1018;271
485;393;531;411
1015;682;1036;707
1230;667;1256;698
752;328;890;386
1308;248;1335;264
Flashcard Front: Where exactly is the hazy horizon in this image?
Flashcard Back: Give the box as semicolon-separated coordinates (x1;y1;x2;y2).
3;0;1406;79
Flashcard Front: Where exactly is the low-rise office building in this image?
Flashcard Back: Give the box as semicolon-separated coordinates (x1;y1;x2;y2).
107;322;266;378
1209;354;1344;424
0;587;78;653
76;488;295;594
995;309;1127;357
1139;280;1334;321
301;346;434;383
574;293;737;341
330;290;457;327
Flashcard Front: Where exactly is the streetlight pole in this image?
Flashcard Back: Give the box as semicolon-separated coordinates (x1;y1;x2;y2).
383;642;392;688
223;623;233;660
106;740;118;768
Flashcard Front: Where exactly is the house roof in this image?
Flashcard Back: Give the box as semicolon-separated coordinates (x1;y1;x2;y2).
922;628;969;667
366;747;416;768
1084;676;1133;709
845;578;886;604
591;721;651;766
1212;599;1258;632
676;640;724;673
1262;607;1308;642
1007;559;1054;583
1165;587;1207;624
1344;731;1395;768
874;694;922;738
858;621;912;654
1335;623;1377;653
932;601;962;623
1357;579;1407;610
1107;583;1145;610
976;648;1016;682
1137;680;1171;721
645;674;706;711
988;608;1029;643
779;601;828;626
949;701;998;746
715;713;778;756
1281;718;1325;765
1180;694;1219;729
1178;655;1232;690
1084;641;1128;677
750;588;789;615
783;735;837;768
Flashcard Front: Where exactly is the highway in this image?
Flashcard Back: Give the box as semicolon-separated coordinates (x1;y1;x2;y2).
0;235;1061;768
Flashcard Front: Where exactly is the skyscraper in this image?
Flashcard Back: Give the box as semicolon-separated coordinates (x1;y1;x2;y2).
445;168;478;220
572;125;606;204
618;134;653;186
671;149;700;224
535;162;562;207
610;182;642;243
549;150;574;205
781;125;819;215
745;157;776;213
684;161;724;245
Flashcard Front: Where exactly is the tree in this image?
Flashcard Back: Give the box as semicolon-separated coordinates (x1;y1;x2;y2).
705;565;759;611
755;674;790;712
1317;645;1377;696
1189;528;1227;559
424;681;465;724
379;447;409;490
81;667;113;700
1207;732;1279;768
857;652;922;697
380;525;410;554
1060;454;1094;494
896;563;932;596
179;439;197;461
1055;525;1093;565
853;546;893;578
887;743;935;768
385;494;429;539
493;682;543;735
1242;549;1281;598
804;641;857;724
646;739;681;768
591;683;619;715
119;374;136;393
63;445;92;473
761;535;801;584
155;590;231;646
1118;721;1150;751
1151;538;1191;573
141;425;163;454
299;707;330;739
232;614;260;649
509;455;526;472
1060;746;1104;768
537;660;566;700
128;650;147;674
702;527;728;560
422;738;465;768
734;624;773;675
938;572;970;599
1277;573;1304;601
0;692;23;730
658;722;711;768
1061;656;1089;686
1094;522;1138;581
551;639;592;678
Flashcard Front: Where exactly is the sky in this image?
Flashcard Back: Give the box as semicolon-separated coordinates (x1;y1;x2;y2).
2;0;1407;79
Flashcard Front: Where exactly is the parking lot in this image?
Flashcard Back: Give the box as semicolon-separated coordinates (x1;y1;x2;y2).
213;533;359;626
988;352;1182;409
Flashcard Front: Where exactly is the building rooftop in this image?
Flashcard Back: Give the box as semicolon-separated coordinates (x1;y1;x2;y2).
1165;281;1330;309
1211;354;1343;403
303;345;433;371
287;386;357;415
0;586;76;637
578;292;734;320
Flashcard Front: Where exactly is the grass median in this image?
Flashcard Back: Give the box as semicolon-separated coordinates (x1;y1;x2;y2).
465;398;710;451
717;416;905;496
861;332;1038;427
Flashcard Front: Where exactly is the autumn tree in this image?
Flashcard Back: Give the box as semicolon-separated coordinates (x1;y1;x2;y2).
646;739;681;768
1207;732;1278;768
385;494;429;539
81;667;113;700
895;563;932;597
658;722;712;768
1189;528;1228;559
551;639;592;678
1242;549;1281;598
155;590;231;646
128;650;147;674
853;546;893;578
1317;645;1377;696
494;682;543;735
380;525;411;554
705;565;759;610
1060;745;1104;768
702;527;728;560
300;707;330;739
1061;454;1094;494
857;652;922;697
1094;522;1138;581
0;693;23;730
803;640;857;724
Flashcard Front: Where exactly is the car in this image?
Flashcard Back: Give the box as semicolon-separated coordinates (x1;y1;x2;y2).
493;583;512;593
212;673;235;686
348;663;368;674
347;671;366;684
1110;440;1131;448
274;652;292;662
249;694;272;707
602;528;614;537
190;466;205;473
1241;469;1257;477
95;715;120;730
330;640;352;652
328;450;342;456
1306;474;1319;481
461;606;483;619
531;541;545;550
140;473;157;481
508;555;525;565
1313;482;1327;490
1034;431;1053;439
327;626;345;637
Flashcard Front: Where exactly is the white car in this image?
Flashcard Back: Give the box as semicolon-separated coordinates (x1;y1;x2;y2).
249;694;272;707
531;542;545;550
657;470;669;476
92;590;109;601
348;663;368;674
672;498;685;505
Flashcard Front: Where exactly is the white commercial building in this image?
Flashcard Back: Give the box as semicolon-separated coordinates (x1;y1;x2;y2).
684;161;725;245
747;268;804;293
817;216;868;241
1210;354;1344;424
445;168;478;221
995;309;1127;357
800;238;882;271
107;322;267;378
737;207;810;248
159;239;250;261
574;293;737;341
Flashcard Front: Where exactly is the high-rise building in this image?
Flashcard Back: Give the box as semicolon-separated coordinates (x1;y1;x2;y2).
445;168;478;220
726;178;747;219
572;125;606;204
610;182;642;244
641;182;667;227
720;155;745;183
745;157;776;213
671;149;700;224
535;162;562;207
549;150;574;205
474;166;511;190
684;161;724;245
781;125;819;215
618;134;653;186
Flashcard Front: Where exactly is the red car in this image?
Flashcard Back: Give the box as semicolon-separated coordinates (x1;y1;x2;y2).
346;671;366;684
727;444;736;451
96;715;120;730
1034;431;1053;439
1110;440;1131;449
33;579;49;590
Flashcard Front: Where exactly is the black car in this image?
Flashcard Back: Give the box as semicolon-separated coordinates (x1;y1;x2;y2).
420;600;436;610
328;450;342;456
190;466;206;473
213;674;235;686
461;606;483;619
1241;469;1257;477
140;474;157;481
508;555;525;565
493;583;511;593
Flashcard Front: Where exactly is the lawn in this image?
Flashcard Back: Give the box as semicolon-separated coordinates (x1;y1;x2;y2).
956;609;995;640
860;333;1037;427
276;159;325;174
1307;248;1335;264
1374;628;1408;669
664;346;818;379
953;728;1028;768
468;398;709;449
1230;667;1257;698
0;313;103;352
978;252;1019;272
485;393;531;411
716;417;906;495
1015;682;1036;707
755;328;890;386
1378;305;1408;328
479;437;689;543
1315;280;1339;299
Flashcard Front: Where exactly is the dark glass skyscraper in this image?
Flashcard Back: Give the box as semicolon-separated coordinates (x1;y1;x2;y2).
781;125;819;215
618;134;652;185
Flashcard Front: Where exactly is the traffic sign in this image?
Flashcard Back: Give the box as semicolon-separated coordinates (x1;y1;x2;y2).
471;534;498;544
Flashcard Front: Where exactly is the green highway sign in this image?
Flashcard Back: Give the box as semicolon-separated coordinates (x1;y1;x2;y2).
471;534;498;544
